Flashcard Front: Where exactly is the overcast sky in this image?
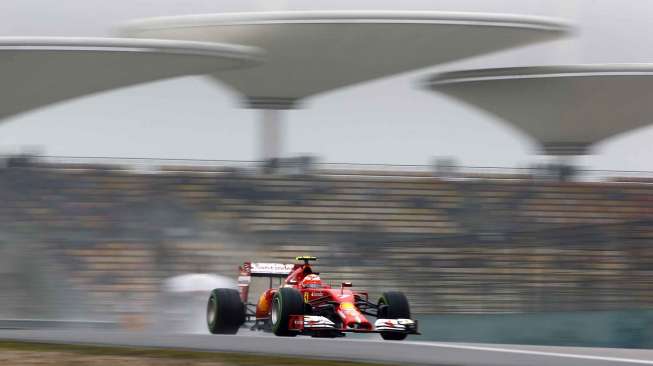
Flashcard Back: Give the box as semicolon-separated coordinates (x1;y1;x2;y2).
0;0;652;170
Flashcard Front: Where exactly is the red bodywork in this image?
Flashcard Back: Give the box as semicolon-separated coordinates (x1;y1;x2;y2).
240;261;374;332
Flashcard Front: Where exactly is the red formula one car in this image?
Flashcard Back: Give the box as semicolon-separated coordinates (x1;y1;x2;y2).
206;256;418;340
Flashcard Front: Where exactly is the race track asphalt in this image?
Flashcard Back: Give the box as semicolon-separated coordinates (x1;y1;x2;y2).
2;329;653;365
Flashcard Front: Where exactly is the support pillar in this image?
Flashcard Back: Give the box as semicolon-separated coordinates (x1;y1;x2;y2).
260;109;283;160
538;142;590;181
246;97;298;161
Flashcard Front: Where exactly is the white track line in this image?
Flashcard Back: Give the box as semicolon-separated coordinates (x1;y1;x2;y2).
417;342;653;365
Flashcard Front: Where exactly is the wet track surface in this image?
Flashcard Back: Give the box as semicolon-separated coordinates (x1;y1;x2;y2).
2;329;653;365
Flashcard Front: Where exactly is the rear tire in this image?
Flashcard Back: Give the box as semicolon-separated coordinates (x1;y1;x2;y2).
207;288;244;334
271;288;304;337
377;291;410;341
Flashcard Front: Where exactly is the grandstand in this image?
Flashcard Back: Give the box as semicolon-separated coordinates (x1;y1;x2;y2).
1;156;652;317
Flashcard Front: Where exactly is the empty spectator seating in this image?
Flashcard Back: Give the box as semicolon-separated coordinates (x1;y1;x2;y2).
1;162;653;315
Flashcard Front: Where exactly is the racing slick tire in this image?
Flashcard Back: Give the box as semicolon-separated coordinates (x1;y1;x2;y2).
377;291;411;341
271;287;304;337
207;288;244;334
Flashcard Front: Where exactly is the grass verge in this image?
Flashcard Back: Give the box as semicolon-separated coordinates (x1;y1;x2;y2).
0;340;397;366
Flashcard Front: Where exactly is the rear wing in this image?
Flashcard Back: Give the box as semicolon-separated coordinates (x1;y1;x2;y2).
238;262;297;303
247;262;295;277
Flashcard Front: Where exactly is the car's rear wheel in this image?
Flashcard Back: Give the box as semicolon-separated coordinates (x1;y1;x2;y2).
377;291;410;341
207;288;244;334
271;288;304;337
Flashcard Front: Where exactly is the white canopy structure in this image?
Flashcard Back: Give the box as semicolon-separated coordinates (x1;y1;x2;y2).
0;37;260;120
123;11;572;159
427;65;653;155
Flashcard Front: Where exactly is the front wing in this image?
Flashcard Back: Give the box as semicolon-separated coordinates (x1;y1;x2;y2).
287;315;420;335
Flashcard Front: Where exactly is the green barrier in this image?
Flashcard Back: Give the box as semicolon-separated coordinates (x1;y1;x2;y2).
416;310;653;348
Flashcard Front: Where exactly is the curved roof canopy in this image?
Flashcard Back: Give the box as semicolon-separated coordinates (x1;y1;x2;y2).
123;11;572;108
0;37;260;120
427;65;653;155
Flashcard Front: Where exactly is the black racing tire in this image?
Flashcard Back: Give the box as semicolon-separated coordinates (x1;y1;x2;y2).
377;291;411;341
271;287;304;337
207;288;244;335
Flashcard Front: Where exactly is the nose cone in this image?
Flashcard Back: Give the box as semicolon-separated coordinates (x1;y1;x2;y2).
338;302;372;330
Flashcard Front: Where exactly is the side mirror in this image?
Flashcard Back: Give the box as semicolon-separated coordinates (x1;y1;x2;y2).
288;279;298;285
341;282;353;288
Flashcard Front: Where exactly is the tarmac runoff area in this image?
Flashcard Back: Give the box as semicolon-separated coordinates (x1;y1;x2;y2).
2;329;653;366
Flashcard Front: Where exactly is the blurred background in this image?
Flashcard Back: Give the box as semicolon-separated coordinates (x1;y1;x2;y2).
2;0;653;349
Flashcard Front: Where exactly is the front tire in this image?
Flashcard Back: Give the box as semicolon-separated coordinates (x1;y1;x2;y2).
271;288;304;337
377;291;410;341
207;288;244;334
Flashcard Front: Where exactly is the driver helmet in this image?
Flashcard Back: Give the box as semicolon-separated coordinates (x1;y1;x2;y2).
301;274;322;289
